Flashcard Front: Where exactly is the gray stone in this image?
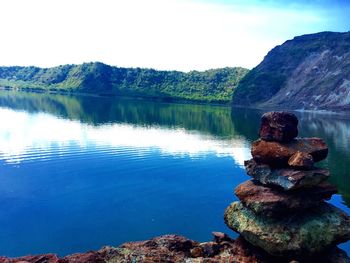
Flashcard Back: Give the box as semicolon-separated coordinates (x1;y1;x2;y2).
244;159;330;190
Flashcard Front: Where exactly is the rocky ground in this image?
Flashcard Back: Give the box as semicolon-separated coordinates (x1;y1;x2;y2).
0;232;348;263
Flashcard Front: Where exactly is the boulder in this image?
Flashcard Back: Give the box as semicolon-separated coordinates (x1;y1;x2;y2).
245;159;330;190
251;138;328;166
235;180;337;216
288;151;314;169
224;201;350;257
259;112;298;142
228;236;350;263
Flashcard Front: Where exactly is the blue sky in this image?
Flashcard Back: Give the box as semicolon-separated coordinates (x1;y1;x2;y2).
0;0;349;71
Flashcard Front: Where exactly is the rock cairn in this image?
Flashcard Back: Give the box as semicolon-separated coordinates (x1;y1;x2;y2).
224;111;350;260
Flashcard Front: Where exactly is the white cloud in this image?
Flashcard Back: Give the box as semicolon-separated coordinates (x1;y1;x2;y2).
0;0;345;71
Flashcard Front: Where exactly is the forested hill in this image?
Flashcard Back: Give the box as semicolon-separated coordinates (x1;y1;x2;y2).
0;63;248;103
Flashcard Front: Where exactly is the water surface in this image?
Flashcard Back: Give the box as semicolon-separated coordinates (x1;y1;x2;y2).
0;90;349;256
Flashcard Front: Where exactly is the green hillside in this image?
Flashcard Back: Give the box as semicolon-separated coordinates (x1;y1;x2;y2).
0;63;248;103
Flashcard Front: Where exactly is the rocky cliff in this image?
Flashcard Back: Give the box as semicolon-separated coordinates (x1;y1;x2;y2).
232;32;350;111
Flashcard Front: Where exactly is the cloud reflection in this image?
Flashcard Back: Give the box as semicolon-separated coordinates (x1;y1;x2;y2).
0;108;251;165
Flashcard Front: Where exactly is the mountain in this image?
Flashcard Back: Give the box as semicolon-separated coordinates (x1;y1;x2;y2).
232;32;350;111
0;63;248;103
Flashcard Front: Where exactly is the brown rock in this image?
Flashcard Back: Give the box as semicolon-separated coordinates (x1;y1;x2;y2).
115;234;273;262
0;235;348;263
0;254;59;263
245;159;330;190
62;251;105;263
288;151;314;169
212;231;234;243
224;236;350;263
230;236;276;263
251;138;328;166
199;242;220;257
116;235;198;262
235;180;337;216
259;111;298;142
190;246;203;257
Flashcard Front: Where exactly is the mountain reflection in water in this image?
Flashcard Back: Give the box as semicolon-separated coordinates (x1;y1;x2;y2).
0;90;349;256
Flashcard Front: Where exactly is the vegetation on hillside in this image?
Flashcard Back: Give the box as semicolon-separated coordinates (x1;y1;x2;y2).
0;63;248;103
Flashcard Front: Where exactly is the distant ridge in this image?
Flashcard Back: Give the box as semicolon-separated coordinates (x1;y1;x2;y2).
0;63;248;103
232;31;350;111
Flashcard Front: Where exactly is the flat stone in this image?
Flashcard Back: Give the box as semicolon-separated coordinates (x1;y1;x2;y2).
245;159;330;190
235;180;337;216
288;151;314;169
224;201;350;257
259;112;298;142
251;138;328;166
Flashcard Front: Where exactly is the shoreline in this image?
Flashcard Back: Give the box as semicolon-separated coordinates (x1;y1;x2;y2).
2;86;350;117
0;233;348;263
0;86;233;108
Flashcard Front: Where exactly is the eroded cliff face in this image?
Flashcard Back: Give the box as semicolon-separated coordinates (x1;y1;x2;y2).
262;49;350;110
232;32;350;111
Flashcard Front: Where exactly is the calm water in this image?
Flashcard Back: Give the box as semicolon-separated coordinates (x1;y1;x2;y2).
0;90;349;257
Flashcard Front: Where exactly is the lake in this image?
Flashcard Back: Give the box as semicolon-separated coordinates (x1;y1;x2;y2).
0;90;349;257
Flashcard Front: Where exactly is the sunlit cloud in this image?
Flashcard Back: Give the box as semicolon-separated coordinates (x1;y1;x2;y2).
0;0;348;71
0;108;251;166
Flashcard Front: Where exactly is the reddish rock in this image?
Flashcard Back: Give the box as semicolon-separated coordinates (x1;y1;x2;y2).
112;234;271;262
245;159;330;190
0;254;59;263
117;234;196;262
235;180;337;216
212;231;234;243
229;236;276;263
288;151;314;169
190;246;203;258
62;251;105;263
251;138;328;166
0;234;348;263
259;112;298;142
198;242;220;257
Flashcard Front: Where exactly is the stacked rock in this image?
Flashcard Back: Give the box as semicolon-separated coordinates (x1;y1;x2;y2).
224;112;350;260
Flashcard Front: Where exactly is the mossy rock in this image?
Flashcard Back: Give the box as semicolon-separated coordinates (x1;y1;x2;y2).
224;201;350;257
